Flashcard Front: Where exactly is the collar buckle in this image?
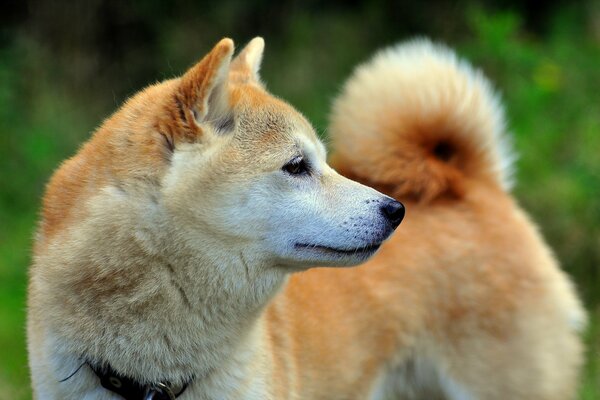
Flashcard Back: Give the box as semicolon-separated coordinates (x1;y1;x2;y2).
88;362;190;400
145;382;176;400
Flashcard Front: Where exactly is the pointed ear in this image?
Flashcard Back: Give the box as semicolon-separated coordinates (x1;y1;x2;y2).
231;37;264;83
178;38;234;127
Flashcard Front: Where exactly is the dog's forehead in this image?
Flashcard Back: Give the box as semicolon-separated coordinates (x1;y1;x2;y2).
237;106;294;135
234;96;321;155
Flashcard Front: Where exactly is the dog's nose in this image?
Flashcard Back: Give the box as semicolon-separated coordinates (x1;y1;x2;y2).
380;199;405;228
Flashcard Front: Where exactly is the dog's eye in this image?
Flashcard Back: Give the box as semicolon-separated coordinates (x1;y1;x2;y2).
282;157;309;176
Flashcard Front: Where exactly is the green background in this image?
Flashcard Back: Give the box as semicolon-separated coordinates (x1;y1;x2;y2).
1;1;598;398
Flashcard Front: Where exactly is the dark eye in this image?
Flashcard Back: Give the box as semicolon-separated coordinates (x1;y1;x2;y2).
282;156;309;176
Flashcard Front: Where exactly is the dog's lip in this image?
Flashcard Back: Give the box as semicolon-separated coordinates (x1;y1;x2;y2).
294;242;382;255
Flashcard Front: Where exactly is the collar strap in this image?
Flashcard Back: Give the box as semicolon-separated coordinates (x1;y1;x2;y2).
89;363;191;400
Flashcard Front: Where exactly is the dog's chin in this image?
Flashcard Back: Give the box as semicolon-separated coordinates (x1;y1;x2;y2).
286;242;383;268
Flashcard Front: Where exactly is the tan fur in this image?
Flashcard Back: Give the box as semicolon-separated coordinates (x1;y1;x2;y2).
304;38;584;399
329;40;515;204
28;37;585;400
28;37;401;399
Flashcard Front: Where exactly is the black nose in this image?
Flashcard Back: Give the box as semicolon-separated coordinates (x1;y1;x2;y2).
380;199;405;228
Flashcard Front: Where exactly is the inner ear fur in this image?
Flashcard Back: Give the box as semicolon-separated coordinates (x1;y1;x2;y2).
177;38;235;130
231;37;265;83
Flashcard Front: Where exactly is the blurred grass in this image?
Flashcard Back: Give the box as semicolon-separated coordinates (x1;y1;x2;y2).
0;3;598;399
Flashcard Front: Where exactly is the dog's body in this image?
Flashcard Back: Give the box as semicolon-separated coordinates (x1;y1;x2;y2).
319;40;586;399
28;37;584;400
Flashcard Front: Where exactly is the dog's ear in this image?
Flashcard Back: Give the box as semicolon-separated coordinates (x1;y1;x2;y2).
178;38;234;128
231;37;264;83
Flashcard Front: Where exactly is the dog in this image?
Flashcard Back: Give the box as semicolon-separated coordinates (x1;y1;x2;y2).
27;36;585;400
27;37;404;399
318;38;587;399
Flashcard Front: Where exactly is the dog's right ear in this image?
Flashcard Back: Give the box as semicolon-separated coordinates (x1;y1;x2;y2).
177;38;234;133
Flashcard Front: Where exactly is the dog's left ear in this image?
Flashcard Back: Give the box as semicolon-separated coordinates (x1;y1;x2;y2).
178;38;234;129
231;37;265;83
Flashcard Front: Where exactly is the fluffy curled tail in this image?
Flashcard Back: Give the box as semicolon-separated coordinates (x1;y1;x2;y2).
328;38;515;202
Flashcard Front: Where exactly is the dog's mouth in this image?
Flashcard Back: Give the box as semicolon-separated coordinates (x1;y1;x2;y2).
294;242;382;255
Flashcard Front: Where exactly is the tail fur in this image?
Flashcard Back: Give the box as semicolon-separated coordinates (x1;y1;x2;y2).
329;38;514;202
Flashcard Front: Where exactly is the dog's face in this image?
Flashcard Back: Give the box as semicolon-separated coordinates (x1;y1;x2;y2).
162;38;404;269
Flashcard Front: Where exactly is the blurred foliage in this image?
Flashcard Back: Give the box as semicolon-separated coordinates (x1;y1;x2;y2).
0;1;598;399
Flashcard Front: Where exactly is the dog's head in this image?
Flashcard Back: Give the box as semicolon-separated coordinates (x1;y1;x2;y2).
150;38;404;268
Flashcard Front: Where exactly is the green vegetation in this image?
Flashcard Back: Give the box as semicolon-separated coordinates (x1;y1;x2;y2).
1;3;598;398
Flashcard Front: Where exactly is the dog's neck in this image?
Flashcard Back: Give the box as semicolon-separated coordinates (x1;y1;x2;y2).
46;207;288;395
157;239;288;378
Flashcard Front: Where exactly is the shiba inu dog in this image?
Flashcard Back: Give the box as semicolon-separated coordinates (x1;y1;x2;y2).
27;35;585;400
27;37;404;399
319;39;586;399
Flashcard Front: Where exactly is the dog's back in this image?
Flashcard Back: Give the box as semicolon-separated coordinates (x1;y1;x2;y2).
271;39;586;399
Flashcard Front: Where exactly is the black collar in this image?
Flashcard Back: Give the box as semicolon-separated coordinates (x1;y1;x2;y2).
89;363;192;400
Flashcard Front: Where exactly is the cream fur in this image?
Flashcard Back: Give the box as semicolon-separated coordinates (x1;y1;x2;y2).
326;39;586;399
330;39;516;202
28;37;585;400
28;38;401;399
